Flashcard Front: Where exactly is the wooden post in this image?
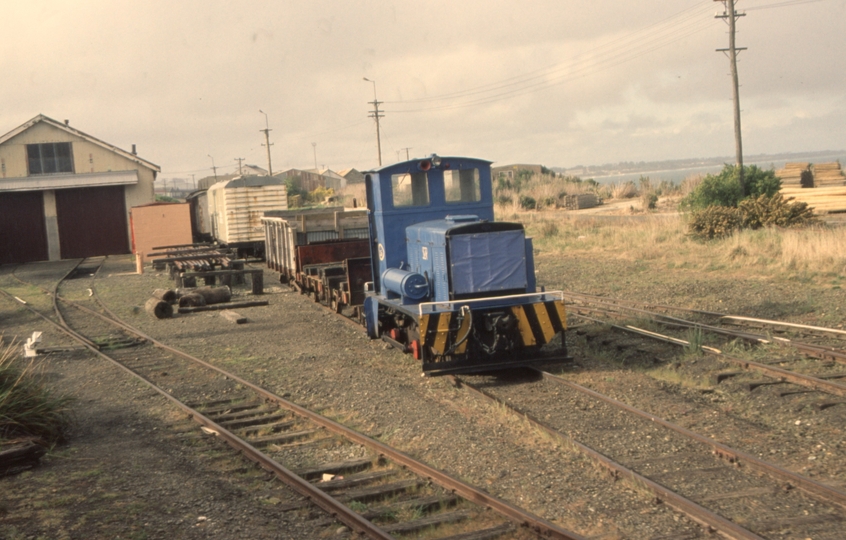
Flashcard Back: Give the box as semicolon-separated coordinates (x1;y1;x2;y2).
231;260;246;285
136;252;144;274
251;270;264;295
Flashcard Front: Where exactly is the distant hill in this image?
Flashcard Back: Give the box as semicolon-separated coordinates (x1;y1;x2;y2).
552;150;846;184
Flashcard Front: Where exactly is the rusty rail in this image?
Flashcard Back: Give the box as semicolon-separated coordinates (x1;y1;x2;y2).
450;375;767;540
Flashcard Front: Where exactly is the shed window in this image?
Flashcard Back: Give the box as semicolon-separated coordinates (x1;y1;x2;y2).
444;169;481;203
27;142;74;175
391;172;429;207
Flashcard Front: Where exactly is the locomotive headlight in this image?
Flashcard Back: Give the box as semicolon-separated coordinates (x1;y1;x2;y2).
430;154;442;167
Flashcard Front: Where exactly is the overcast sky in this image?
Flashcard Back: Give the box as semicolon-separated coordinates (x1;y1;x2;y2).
3;0;844;182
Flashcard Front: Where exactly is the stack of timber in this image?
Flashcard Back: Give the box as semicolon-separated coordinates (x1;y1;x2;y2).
149;244;234;272
561;193;599;210
776;162;812;188
781;185;846;214
812;162;845;187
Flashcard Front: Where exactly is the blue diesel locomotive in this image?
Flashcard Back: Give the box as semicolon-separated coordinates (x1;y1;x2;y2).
362;155;568;374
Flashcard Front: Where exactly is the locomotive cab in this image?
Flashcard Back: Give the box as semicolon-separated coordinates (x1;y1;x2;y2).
363;155;567;374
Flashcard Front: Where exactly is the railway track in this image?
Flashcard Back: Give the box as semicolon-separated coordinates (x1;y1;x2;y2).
452;367;846;540
563;291;846;402
1;260;585;540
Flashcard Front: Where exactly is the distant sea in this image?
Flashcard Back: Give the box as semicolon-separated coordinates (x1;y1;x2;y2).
587;151;846;185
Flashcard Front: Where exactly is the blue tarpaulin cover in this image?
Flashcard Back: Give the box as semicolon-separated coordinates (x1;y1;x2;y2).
449;230;527;294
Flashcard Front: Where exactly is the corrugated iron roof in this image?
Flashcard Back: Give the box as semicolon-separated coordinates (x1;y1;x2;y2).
213;175;284;189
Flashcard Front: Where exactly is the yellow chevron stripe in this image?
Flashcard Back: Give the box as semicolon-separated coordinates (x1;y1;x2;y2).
433;312;452;354
511;305;536;346
419;314;431;347
554;300;567;330
531;304;556;343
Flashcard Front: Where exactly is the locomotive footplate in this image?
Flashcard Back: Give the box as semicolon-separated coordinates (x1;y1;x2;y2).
416;298;569;374
361;292;569;375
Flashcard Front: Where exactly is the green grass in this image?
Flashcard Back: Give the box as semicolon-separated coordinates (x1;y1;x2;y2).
0;339;72;445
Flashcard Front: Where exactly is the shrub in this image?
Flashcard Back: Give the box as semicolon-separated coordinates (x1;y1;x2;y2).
680;164;782;210
739;193;818;229
689;193;818;240
539;196;557;209
680;166;744;209
519;195;537;210
688;206;744;240
496;194;513;207
745;165;781;198
642;191;658;211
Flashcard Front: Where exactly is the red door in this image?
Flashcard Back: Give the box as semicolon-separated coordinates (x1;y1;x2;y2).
55;186;129;259
0;191;48;265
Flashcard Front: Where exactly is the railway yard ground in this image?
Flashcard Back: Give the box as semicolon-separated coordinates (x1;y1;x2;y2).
2;207;846;539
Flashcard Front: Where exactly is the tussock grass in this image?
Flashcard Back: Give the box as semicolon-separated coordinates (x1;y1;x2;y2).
520;209;846;279
527;214;689;263
0;339;71;446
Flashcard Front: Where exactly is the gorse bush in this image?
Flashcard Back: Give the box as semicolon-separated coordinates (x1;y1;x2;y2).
0;339;71;445
688;206;744;240
739;193;818;229
688;193;818;240
680;164;781;210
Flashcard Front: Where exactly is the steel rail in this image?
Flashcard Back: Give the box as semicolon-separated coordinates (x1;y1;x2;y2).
574;311;846;400
0;287;395;539
533;369;846;511
567;292;846;364
571;302;846;367
721;315;846;339
80;293;584;540
450;375;766;540
562;291;726;318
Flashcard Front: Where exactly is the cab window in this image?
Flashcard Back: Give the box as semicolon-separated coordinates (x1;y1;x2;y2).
391;172;429;207
444;169;481;203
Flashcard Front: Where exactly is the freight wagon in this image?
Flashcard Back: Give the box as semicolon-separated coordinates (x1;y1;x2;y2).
208;175;288;257
262;207;371;312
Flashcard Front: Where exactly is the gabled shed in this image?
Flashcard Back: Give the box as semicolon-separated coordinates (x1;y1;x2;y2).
0;114;160;264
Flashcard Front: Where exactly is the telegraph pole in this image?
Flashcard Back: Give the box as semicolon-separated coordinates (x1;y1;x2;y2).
401;147;412;160
234;157;244;175
715;0;747;191
312;142;318;171
259;110;274;176
363;78;384;166
208;155;218;181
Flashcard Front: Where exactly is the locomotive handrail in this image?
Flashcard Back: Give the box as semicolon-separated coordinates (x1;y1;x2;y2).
417;290;565;315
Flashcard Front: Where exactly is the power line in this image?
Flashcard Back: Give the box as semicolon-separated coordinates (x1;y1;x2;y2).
390;3;711;107
386;3;717;112
745;0;824;10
